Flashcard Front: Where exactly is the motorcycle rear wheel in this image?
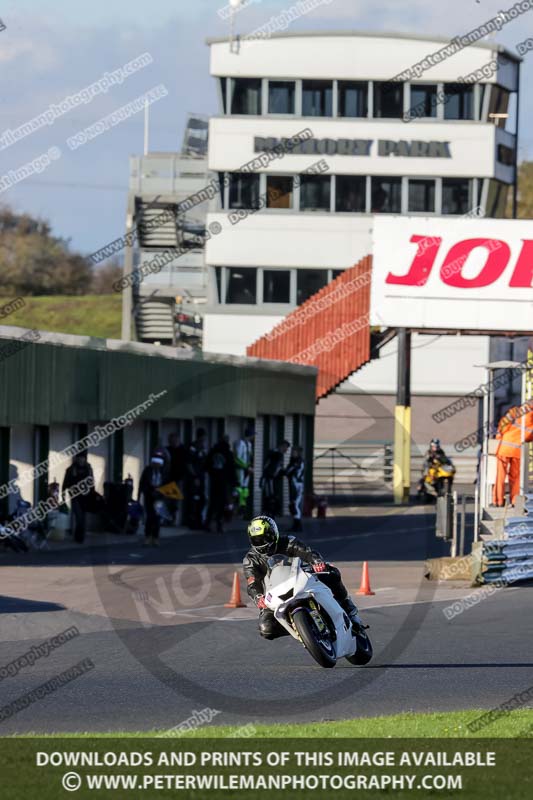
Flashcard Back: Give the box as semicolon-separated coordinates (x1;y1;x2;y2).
345;630;373;665
292;608;336;668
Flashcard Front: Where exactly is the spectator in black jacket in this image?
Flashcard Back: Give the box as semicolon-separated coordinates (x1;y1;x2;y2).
138;450;167;547
183;428;208;530
206;436;237;533
164;432;187;524
62;453;94;543
260;440;290;515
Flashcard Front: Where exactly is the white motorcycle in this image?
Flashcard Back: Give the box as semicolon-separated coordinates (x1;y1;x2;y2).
263;555;373;669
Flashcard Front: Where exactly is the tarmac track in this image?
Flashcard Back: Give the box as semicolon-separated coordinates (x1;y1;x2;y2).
0;507;531;733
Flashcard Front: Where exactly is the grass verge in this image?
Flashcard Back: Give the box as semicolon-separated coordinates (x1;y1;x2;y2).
0;295;121;338
10;709;533;738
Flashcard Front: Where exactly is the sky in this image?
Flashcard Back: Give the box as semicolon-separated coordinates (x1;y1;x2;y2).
1;0;532;258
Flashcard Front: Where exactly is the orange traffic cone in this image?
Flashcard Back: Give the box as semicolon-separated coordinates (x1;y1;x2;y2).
224;572;246;608
356;561;375;596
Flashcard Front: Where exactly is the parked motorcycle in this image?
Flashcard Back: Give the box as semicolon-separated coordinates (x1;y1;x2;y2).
263;555;373;669
0;523;29;552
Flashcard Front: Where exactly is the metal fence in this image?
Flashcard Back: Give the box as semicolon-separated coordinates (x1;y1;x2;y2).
313;441;393;499
313;441;479;500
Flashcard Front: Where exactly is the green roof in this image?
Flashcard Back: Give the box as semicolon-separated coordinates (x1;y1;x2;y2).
0;327;317;425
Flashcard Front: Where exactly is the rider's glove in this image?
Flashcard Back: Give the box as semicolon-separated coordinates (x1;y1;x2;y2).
255;595;267;609
312;561;326;572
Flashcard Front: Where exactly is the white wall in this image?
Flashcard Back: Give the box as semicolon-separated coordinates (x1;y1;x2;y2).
204;312;284;355
123;421;145;498
209;117;497;179
206;212;372;268
344;333;490;395
87;424;108;494
210;35;517;89
8;425;34;511
49;424;74;492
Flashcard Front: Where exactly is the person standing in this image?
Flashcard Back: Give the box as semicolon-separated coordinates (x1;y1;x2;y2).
285;445;305;532
234;425;254;518
62;453;94;544
260;440;290;516
493;402;533;507
206;436;237;533
138;450;167;547
164;432;187;524
184;428;208;529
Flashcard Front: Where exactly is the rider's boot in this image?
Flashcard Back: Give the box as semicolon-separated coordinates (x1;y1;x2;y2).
341;597;366;632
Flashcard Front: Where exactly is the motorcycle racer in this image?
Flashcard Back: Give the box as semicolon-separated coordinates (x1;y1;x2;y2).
417;438;455;498
243;515;362;639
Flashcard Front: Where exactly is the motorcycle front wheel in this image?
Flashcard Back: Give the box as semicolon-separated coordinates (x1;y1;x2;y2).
292;608;336;668
345;630;373;665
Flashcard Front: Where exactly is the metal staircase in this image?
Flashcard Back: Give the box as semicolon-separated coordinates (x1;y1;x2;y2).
134;298;175;343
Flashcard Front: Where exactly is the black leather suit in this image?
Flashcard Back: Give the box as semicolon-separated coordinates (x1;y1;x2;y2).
242;535;349;639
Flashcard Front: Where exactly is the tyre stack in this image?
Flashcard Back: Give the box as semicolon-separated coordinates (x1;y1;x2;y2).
480;494;533;585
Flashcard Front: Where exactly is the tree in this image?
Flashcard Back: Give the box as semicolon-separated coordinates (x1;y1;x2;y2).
91;258;123;294
506;161;533;219
0;205;92;295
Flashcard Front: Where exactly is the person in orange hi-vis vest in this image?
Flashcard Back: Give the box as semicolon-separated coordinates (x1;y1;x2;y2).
493;401;533;507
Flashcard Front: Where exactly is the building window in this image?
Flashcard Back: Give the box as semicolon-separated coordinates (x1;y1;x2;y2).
229;78;262;115
478;84;487;120
371;177;402;213
487;180;509;217
444;84;473;120
300;175;331;211
228;173;260;209
217;172;226;204
302;80;333;116
214;267;222;302
338;81;368;117
373;81;403;118
497;144;515;166
442;178;471;215
226;268;257;304
268;81;295;114
263;270;291;303
297;269;328;305
219;78;227;113
408;179;435;213
332;269;344;280
488;86;511;127
409;84;437;118
267;176;293;208
336;175;366;212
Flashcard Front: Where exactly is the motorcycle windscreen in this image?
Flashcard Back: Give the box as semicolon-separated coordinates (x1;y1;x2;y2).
264;554;290;573
264;556;299;597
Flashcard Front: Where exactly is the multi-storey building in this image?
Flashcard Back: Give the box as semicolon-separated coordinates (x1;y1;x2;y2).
202;31;521;445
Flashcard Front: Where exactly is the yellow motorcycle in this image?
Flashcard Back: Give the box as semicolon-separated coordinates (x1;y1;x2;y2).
417;459;456;501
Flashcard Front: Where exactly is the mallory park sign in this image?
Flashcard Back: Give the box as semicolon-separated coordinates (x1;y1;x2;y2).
254;137;452;158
